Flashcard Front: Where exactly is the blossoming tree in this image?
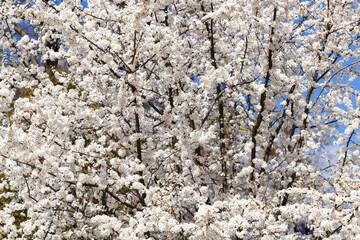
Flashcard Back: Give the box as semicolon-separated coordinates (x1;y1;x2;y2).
0;0;360;239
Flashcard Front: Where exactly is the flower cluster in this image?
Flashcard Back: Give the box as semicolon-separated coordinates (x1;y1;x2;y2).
0;0;359;239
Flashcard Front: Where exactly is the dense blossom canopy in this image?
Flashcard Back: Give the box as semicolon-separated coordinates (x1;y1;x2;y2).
0;0;360;239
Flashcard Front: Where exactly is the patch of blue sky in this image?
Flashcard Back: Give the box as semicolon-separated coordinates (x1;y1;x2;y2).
81;0;88;9
0;48;15;67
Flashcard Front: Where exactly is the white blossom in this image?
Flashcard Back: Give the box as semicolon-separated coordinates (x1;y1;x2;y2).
0;0;359;239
